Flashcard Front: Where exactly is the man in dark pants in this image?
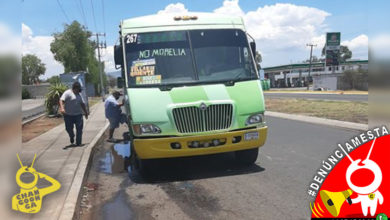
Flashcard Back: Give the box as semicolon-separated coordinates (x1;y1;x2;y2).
59;82;89;146
105;91;126;142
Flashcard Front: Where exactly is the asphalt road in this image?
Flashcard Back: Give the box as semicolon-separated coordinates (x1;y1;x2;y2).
22;99;45;121
80;117;359;220
264;92;368;102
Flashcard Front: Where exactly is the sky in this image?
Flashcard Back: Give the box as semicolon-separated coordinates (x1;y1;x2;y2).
1;0;388;79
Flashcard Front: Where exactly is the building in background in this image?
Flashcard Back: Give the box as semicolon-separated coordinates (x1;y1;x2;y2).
263;60;368;90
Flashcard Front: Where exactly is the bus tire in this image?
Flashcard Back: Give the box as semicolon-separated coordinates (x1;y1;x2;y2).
235;148;259;166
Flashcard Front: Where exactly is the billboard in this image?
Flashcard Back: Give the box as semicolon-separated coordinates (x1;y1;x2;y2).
325;32;340;66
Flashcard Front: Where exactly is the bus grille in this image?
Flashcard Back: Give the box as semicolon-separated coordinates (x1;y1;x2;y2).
172;104;233;133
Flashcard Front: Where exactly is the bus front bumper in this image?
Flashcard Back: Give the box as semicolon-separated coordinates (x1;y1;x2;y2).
133;126;267;159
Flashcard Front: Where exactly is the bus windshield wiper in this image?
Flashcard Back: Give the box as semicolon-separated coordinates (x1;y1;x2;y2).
225;72;248;86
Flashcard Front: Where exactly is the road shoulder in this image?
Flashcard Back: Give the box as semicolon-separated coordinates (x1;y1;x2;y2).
266;111;368;131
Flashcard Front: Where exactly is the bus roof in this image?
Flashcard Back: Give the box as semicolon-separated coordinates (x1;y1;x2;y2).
121;13;245;35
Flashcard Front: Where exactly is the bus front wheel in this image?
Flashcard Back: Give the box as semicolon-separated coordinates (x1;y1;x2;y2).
235;148;259;166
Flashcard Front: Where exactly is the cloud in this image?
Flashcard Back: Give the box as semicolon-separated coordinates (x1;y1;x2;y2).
214;1;332;66
22;23;64;79
208;1;367;65
342;34;368;50
100;45;117;73
341;34;368;60
158;3;188;14
0;22;20;55
214;0;244;16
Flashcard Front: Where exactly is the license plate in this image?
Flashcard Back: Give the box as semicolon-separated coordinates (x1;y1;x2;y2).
244;132;259;141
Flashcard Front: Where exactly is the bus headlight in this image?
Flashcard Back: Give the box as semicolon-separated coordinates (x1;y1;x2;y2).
246;113;264;125
132;124;161;135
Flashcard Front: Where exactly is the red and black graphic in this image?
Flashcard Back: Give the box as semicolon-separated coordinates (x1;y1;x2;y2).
310;134;389;219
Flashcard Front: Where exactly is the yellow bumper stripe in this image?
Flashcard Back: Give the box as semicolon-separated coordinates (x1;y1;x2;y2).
134;126;267;159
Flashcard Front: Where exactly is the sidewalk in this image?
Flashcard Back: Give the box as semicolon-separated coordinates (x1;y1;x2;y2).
13;102;108;219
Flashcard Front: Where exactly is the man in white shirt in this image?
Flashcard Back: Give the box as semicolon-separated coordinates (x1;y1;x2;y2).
59;82;89;146
104;91;126;142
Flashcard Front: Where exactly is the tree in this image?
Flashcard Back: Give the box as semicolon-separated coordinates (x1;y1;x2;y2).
303;56;324;63
22;54;46;85
255;51;262;70
47;75;60;85
50;21;94;72
341;68;368;90
50;21;105;93
322;45;352;63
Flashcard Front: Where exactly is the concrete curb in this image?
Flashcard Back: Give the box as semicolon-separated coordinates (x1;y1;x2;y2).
265;111;368;131
22;113;45;125
58;122;109;220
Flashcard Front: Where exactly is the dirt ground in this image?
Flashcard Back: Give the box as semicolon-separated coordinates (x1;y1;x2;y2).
265;98;368;124
22;116;64;142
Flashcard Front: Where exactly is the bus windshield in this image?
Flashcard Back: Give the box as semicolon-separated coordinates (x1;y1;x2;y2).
124;29;257;87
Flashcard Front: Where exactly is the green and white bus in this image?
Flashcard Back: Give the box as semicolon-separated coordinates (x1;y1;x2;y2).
114;13;267;170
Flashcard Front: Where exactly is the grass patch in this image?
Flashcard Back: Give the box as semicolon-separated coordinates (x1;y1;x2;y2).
265;98;368;124
264;90;368;95
88;97;101;107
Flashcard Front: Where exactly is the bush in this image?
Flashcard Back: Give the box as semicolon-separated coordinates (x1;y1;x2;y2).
47;75;60;85
22;87;31;99
45;83;67;115
340;69;368;90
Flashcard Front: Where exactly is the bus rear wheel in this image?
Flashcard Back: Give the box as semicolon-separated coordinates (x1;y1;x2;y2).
235;148;259;166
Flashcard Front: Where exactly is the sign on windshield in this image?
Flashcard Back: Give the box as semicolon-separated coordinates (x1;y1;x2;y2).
124;29;257;87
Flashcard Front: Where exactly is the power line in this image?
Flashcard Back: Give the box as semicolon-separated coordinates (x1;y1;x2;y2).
92;33;107;100
56;0;70;23
90;0;98;31
101;0;106;34
77;0;88;28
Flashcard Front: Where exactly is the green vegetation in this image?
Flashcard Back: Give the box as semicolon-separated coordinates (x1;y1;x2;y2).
321;45;352;63
50;21;106;94
255;51;262;69
22;87;31;99
88;97;101;107
341;69;368;91
45;83;67;115
22;54;46;85
266;98;368;124
47;75;60;85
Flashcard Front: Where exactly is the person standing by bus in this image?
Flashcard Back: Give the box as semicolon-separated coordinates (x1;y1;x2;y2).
105;91;126;142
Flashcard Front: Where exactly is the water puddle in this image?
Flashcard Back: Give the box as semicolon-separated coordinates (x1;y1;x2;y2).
99;143;131;174
102;190;133;220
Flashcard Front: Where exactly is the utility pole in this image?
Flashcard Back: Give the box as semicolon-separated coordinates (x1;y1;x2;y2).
306;43;317;90
94;33;106;101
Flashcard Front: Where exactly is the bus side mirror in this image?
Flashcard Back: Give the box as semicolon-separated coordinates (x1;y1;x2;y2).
250;42;256;58
117;77;124;88
114;45;123;68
